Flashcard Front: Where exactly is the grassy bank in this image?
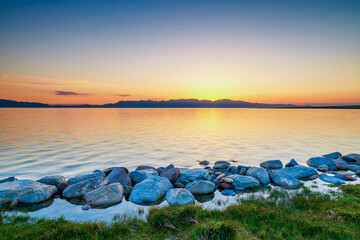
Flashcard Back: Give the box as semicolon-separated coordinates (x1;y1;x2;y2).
1;185;359;240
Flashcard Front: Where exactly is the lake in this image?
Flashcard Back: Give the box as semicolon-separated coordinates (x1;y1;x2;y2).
0;108;359;221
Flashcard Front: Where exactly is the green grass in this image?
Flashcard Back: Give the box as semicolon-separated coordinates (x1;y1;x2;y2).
1;184;360;239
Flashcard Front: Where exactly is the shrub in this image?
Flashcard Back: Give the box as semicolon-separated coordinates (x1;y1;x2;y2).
193;220;236;240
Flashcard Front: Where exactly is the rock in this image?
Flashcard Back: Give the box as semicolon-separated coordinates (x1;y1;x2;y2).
307;157;335;168
317;165;329;172
215;173;226;180
185;180;215;195
67;170;105;185
194;193;214;203
0;180;57;203
239;168;247;175
334;174;357;181
213;164;229;169
226;166;239;174
348;164;360;172
214;161;231;166
160;167;180;184
156;167;164;175
342;153;360;162
177;169;211;184
165;189;195;205
234;186;245;191
221;177;234;184
82;204;91;211
63;177;108;198
334;161;348;170
269;173;301;188
323;152;342;159
218;182;234;189
198;160;210;166
221;189;236;196
356;170;360;176
260;160;283;170
246;167;270;185
38;175;66;187
319;175;345;185
129;176;173;204
285;159;299;168
174;182;185;188
273;165;318;179
227;175;260;189
129;169;159;184
124;186;133;195
0;177;17;184
307;174;319;180
135;165;155;171
58;182;69;191
102;167;129;176
106;168;132;186
84;183;124;207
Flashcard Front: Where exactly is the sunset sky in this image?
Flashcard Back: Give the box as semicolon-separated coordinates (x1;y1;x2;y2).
0;0;359;105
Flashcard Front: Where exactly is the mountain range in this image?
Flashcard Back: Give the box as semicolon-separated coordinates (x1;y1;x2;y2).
0;99;299;108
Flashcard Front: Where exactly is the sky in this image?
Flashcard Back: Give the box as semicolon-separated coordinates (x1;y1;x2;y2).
0;0;359;105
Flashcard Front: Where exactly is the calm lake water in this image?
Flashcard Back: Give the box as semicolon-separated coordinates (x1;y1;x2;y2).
0;108;359;221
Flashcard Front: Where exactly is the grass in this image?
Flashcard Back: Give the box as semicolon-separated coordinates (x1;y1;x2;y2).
0;184;360;239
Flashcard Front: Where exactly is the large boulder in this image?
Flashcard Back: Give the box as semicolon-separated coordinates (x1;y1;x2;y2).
246;167;270;185
322;152;342;159
319;175;345;185
227;175;260;189
38;175;66;187
185;180;215;195
0;180;57;203
129;169;159;184
177;169;211;184
84;183;124;207
273;165;317;179
342;153;360;162
63;177;108;198
260;160;283;170
106;168;132;186
129;176;173;204
269;173;301;188
165;188;195;205
307;157;335;168
67;170;105;185
160;166;180;183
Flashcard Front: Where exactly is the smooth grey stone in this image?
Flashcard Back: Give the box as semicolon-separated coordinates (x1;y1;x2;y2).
67;170;105;185
0;180;57;203
165;188;195;205
348;164;360;172
274;165;318;179
307;157;335;168
84;183;124;207
135;165;155;171
285;159;299;168
156;167;165;175
214;161;231;166
221;189;236;196
174;182;185;188
356;170;360;176
82;204;91;211
317;165;329;172
106;168;132;186
269;173;301;188
322;152;342;159
164;164;175;171
239;168;247;175
260;160;283;170
342;153;360;162
334;160;348;170
227;175;260;189
160;167;180;184
129;176;173;204
213;164;229;169
177;169;211;184
102;167;129;176
194;193;215;203
63;177;108;198
198;160;210;166
0;177;17;184
129;168;159;184
319;175;345;185
246;167;270;185
185;180;215;195
38;175;66;187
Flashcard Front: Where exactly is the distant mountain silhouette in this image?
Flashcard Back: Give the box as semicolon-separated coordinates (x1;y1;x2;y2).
0;98;297;108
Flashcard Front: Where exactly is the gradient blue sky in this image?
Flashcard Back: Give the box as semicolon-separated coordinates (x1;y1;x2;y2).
1;0;359;105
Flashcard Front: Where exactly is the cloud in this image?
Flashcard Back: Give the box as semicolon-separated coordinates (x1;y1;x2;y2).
113;94;131;97
54;91;92;96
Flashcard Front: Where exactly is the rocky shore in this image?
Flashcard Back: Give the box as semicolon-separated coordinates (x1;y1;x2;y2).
0;152;359;211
